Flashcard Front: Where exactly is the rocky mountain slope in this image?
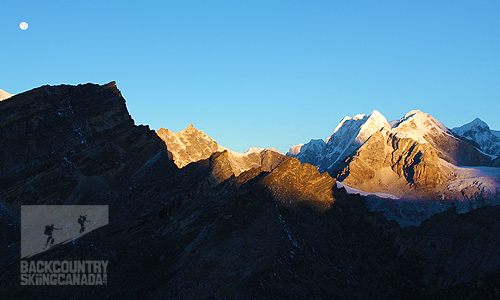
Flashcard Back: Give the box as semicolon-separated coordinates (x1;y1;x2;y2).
0;82;166;207
389;110;492;166
2;83;500;299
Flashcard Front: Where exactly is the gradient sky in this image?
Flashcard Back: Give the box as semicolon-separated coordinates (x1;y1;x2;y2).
3;1;500;153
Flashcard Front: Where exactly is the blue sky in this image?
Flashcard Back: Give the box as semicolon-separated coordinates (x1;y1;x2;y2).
2;1;500;153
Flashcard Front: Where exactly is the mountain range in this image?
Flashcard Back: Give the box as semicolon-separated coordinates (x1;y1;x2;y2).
2;82;500;299
287;109;500;224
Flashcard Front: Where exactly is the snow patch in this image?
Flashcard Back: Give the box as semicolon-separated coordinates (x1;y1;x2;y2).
336;182;400;200
287;144;304;156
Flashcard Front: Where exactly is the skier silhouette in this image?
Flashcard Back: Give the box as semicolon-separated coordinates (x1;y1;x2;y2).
44;224;61;249
78;215;88;233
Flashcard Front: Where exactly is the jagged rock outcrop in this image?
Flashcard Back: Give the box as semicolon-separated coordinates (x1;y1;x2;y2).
206;151;236;186
157;125;219;168
0;82;167;206
157;124;284;176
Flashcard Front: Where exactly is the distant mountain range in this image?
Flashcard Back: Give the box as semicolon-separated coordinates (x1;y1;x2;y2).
155;108;500;226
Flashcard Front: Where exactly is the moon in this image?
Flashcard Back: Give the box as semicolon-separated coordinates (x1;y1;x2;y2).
19;22;28;30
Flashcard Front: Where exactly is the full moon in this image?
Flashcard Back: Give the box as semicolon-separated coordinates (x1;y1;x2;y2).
19;22;28;30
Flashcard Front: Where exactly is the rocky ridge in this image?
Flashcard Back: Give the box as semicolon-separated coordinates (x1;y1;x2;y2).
0;82;166;207
157;125;284;176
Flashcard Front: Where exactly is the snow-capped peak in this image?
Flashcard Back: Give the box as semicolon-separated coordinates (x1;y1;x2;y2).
265;147;284;155
392;110;451;143
223;147;266;157
452;118;500;157
289;139;325;156
470;117;489;128
244;147;266;155
329;110;389;142
353;113;366;120
402;109;423;120
356;110;391;142
453;118;489;134
286;139;325;166
369;109;385;119
287;144;305;157
321;110;391;170
0;89;14;101
332;116;354;136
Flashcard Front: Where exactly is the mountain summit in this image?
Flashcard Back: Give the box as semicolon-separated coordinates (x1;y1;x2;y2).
452;118;500;157
287;110;391;171
322;109;391;170
0;89;13;101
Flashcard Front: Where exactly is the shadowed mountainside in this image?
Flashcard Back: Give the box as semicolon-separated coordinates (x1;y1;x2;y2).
0;82;166;207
